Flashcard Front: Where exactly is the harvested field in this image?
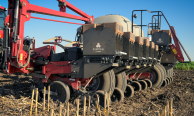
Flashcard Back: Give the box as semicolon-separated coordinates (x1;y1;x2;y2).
0;69;193;116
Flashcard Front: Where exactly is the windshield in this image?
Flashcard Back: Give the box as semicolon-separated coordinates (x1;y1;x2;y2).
0;10;6;29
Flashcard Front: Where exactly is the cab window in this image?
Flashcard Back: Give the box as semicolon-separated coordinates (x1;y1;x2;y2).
0;10;6;29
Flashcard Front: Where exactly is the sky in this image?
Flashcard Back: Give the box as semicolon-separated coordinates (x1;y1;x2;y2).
0;0;194;61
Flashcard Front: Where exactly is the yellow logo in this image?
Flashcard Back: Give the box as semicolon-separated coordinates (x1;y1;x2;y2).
0;35;1;38
20;53;23;60
172;48;177;54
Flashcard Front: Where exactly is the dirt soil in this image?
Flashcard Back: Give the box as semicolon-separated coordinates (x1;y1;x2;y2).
0;69;193;116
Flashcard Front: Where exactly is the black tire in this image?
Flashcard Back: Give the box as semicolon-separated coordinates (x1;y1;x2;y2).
144;79;152;88
167;77;172;84
161;79;167;87
131;81;142;91
166;77;170;85
158;64;167;79
115;72;127;92
111;88;124;102
170;68;173;77
148;65;163;88
167;68;173;78
167;69;170;78
49;81;70;103
138;80;148;90
97;70;115;96
124;85;134;98
156;64;165;88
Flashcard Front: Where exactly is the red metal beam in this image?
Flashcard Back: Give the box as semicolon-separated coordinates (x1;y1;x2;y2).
27;4;91;22
170;26;184;62
57;0;93;19
31;16;83;25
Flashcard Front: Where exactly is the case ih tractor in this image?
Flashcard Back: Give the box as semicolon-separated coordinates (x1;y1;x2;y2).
0;0;191;105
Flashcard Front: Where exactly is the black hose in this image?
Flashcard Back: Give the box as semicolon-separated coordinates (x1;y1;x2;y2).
8;42;34;68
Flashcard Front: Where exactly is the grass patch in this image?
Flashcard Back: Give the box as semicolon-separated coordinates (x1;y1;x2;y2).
174;61;194;70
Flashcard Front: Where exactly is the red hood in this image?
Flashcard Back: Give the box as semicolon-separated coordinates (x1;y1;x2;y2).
0;30;3;38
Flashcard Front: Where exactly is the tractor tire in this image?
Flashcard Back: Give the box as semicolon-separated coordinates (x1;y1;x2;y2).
115;72;127;92
148;64;163;88
49;81;70;103
97;69;115;96
158;64;167;79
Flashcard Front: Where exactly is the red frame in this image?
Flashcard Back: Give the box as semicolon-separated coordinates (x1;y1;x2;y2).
128;73;151;80
5;0;94;75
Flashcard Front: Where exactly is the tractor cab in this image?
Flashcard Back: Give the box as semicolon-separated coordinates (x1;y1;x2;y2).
0;6;6;29
0;6;6;40
0;6;6;69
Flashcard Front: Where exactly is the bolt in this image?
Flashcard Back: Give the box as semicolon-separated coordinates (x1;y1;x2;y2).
26;15;28;18
23;2;26;6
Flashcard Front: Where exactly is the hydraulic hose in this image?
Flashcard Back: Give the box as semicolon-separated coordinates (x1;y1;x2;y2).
16;43;34;68
8;42;34;68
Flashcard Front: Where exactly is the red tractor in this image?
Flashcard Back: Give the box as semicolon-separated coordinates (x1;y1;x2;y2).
0;6;7;68
0;0;191;106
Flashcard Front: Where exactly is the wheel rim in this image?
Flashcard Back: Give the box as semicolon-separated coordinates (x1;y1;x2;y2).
50;81;70;103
